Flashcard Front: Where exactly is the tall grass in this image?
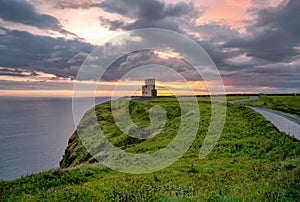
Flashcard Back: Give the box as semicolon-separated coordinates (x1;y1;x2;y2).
240;95;300;115
1;97;299;201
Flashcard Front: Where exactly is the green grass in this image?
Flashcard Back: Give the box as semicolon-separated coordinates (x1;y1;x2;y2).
240;95;300;115
0;97;299;201
225;96;249;101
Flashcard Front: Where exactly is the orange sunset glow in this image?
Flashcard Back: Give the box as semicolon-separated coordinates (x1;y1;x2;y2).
0;0;299;97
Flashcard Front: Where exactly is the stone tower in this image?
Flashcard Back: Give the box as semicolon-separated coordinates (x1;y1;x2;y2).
142;79;157;97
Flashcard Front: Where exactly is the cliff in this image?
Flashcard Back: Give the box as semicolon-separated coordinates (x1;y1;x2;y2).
1;97;299;201
60;98;182;168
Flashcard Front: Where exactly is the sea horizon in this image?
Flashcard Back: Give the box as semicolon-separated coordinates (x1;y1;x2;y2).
0;97;110;180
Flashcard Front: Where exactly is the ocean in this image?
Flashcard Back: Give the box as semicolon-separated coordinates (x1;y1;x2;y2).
0;97;109;181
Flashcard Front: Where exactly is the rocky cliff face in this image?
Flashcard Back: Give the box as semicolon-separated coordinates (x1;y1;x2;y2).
60;130;96;168
59;98;182;168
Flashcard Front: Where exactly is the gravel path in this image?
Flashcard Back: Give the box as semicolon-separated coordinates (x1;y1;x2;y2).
248;106;300;140
229;96;300;140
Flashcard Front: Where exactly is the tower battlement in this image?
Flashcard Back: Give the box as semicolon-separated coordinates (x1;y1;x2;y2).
142;79;157;97
145;79;155;85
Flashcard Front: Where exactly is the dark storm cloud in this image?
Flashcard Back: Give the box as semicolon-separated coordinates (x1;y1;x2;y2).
94;0;198;32
204;0;300;92
90;0;300;92
225;0;300;63
0;0;79;37
222;61;300;89
99;50;199;82
192;24;244;70
0;0;61;30
92;0;247;79
0;26;94;77
1;0;298;92
99;16;124;31
181;0;300;92
0;67;36;77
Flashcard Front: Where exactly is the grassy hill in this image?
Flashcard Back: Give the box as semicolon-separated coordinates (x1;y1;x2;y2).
240;95;300;116
0;97;299;201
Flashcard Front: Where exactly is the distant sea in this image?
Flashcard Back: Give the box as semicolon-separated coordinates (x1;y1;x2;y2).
0;97;110;180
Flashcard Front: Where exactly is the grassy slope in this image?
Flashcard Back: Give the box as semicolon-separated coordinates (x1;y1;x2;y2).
0;98;300;201
240;95;300;116
225;96;249;101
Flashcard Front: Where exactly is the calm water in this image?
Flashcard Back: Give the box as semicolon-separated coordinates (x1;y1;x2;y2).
0;97;109;180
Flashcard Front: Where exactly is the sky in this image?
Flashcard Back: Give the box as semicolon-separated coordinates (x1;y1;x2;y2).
0;0;299;97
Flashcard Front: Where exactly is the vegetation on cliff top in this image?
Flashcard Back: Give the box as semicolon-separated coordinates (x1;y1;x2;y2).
0;96;299;201
241;95;300;116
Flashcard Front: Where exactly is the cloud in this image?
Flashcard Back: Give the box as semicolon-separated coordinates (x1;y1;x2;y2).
0;26;94;78
223;60;300;90
98;50;200;82
0;67;36;77
1;0;299;93
67;53;89;65
225;0;300;63
49;0;94;9
99;16;124;31
94;0;199;32
181;0;300;92
0;0;61;30
0;0;80;38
